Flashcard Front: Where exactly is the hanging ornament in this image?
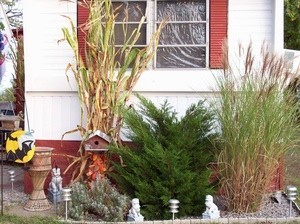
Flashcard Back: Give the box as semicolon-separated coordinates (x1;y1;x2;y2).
6;130;35;163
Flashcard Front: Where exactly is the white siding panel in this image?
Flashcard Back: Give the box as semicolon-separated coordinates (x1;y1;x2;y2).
23;0;281;140
228;0;274;52
25;93;81;140
131;92;215;118
24;0;278;93
229;0;272;10
24;0;76;92
25;92;213;140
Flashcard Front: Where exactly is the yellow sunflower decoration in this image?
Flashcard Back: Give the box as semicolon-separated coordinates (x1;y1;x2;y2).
6;130;35;163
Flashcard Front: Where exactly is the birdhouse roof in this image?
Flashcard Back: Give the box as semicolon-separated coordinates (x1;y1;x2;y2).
86;130;111;143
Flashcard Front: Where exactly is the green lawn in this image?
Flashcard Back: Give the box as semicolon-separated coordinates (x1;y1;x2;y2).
0;214;64;224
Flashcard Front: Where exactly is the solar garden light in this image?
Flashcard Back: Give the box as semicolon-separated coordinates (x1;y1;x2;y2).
7;169;15;193
286;185;298;217
62;187;72;220
169;199;179;221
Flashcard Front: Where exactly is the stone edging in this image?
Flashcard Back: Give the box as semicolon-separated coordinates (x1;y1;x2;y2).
61;217;300;224
60;194;300;224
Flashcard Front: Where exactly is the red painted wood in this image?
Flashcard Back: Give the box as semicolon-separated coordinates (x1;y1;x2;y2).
24;139;284;195
209;0;228;68
268;156;284;192
24;140;81;194
77;0;89;66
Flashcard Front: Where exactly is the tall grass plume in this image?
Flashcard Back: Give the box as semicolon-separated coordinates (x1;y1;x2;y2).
214;42;300;213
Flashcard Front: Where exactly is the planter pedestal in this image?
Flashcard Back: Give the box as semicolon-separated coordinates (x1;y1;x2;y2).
24;147;53;211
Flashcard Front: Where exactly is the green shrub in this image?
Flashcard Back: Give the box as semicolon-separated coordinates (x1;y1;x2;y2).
68;181;90;220
67;177;130;221
284;0;300;50
109;95;217;220
88;177;129;221
0;87;14;102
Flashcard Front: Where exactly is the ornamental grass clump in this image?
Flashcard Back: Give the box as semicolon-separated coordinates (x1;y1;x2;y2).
60;0;165;182
62;0;164;141
214;43;300;213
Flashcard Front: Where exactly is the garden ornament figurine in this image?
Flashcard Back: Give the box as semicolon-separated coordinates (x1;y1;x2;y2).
48;165;63;203
127;198;144;222
202;195;220;219
49;166;63;192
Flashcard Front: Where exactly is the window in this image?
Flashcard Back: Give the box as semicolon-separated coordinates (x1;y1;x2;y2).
113;1;147;65
113;1;147;46
156;0;208;68
78;0;227;69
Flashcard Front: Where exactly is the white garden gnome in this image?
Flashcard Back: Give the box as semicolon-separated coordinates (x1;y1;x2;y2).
202;195;220;219
48;165;63;203
127;198;144;222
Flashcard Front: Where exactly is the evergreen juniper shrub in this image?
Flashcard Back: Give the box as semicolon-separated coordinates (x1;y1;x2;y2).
109;95;217;220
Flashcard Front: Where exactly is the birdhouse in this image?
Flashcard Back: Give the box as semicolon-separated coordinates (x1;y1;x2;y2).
83;130;111;153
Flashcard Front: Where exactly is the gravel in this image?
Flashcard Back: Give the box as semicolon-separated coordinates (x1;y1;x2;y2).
217;193;300;218
1;189;29;208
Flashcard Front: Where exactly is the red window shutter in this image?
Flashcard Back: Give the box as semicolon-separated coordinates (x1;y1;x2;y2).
77;1;89;65
210;0;228;69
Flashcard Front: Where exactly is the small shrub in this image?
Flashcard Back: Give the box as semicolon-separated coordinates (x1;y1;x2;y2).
67;177;130;221
109;95;217;220
68;181;90;220
88;177;129;221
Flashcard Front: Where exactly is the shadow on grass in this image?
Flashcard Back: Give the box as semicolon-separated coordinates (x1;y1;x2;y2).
0;214;64;224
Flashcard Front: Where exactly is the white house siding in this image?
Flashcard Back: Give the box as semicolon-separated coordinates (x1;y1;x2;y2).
24;0;79;140
24;0;77;92
228;0;283;63
228;0;274;47
23;0;283;140
25;92;81;140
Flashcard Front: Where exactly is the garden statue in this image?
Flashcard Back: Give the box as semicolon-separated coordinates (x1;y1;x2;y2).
273;191;282;204
202;195;220;219
49;166;63;192
48;165;63;203
127;198;144;222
